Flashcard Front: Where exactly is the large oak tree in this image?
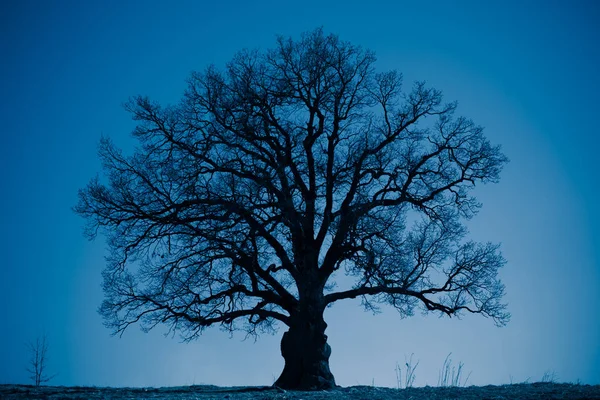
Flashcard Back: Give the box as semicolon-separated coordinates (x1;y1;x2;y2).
75;29;509;390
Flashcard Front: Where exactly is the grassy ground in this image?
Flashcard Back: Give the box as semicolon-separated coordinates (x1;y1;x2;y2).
1;382;599;400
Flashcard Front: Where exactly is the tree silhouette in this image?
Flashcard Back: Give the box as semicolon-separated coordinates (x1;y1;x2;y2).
26;335;55;386
75;28;509;390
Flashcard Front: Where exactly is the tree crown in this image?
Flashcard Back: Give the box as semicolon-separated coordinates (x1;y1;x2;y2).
75;28;509;340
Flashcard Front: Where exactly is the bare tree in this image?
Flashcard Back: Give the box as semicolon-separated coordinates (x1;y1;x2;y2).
75;28;509;390
26;335;55;386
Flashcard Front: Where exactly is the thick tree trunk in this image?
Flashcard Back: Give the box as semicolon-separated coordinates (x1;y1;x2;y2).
274;304;336;390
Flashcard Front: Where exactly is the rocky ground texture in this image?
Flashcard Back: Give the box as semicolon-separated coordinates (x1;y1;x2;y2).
1;382;599;399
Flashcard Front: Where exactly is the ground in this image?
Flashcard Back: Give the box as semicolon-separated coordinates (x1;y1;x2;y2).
1;383;599;399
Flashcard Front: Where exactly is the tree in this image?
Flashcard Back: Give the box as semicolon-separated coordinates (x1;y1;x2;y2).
75;28;509;390
26;335;55;386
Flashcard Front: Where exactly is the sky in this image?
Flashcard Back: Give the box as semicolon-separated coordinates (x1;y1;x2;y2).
1;0;599;389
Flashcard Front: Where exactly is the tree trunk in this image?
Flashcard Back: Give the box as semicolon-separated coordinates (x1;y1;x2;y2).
274;303;336;390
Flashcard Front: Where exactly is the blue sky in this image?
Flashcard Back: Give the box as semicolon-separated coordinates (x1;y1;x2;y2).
1;0;598;388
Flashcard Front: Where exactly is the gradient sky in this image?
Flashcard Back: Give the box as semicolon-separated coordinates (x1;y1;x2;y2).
1;0;599;389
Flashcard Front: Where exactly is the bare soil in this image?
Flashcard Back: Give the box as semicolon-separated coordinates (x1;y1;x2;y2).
1;382;599;400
